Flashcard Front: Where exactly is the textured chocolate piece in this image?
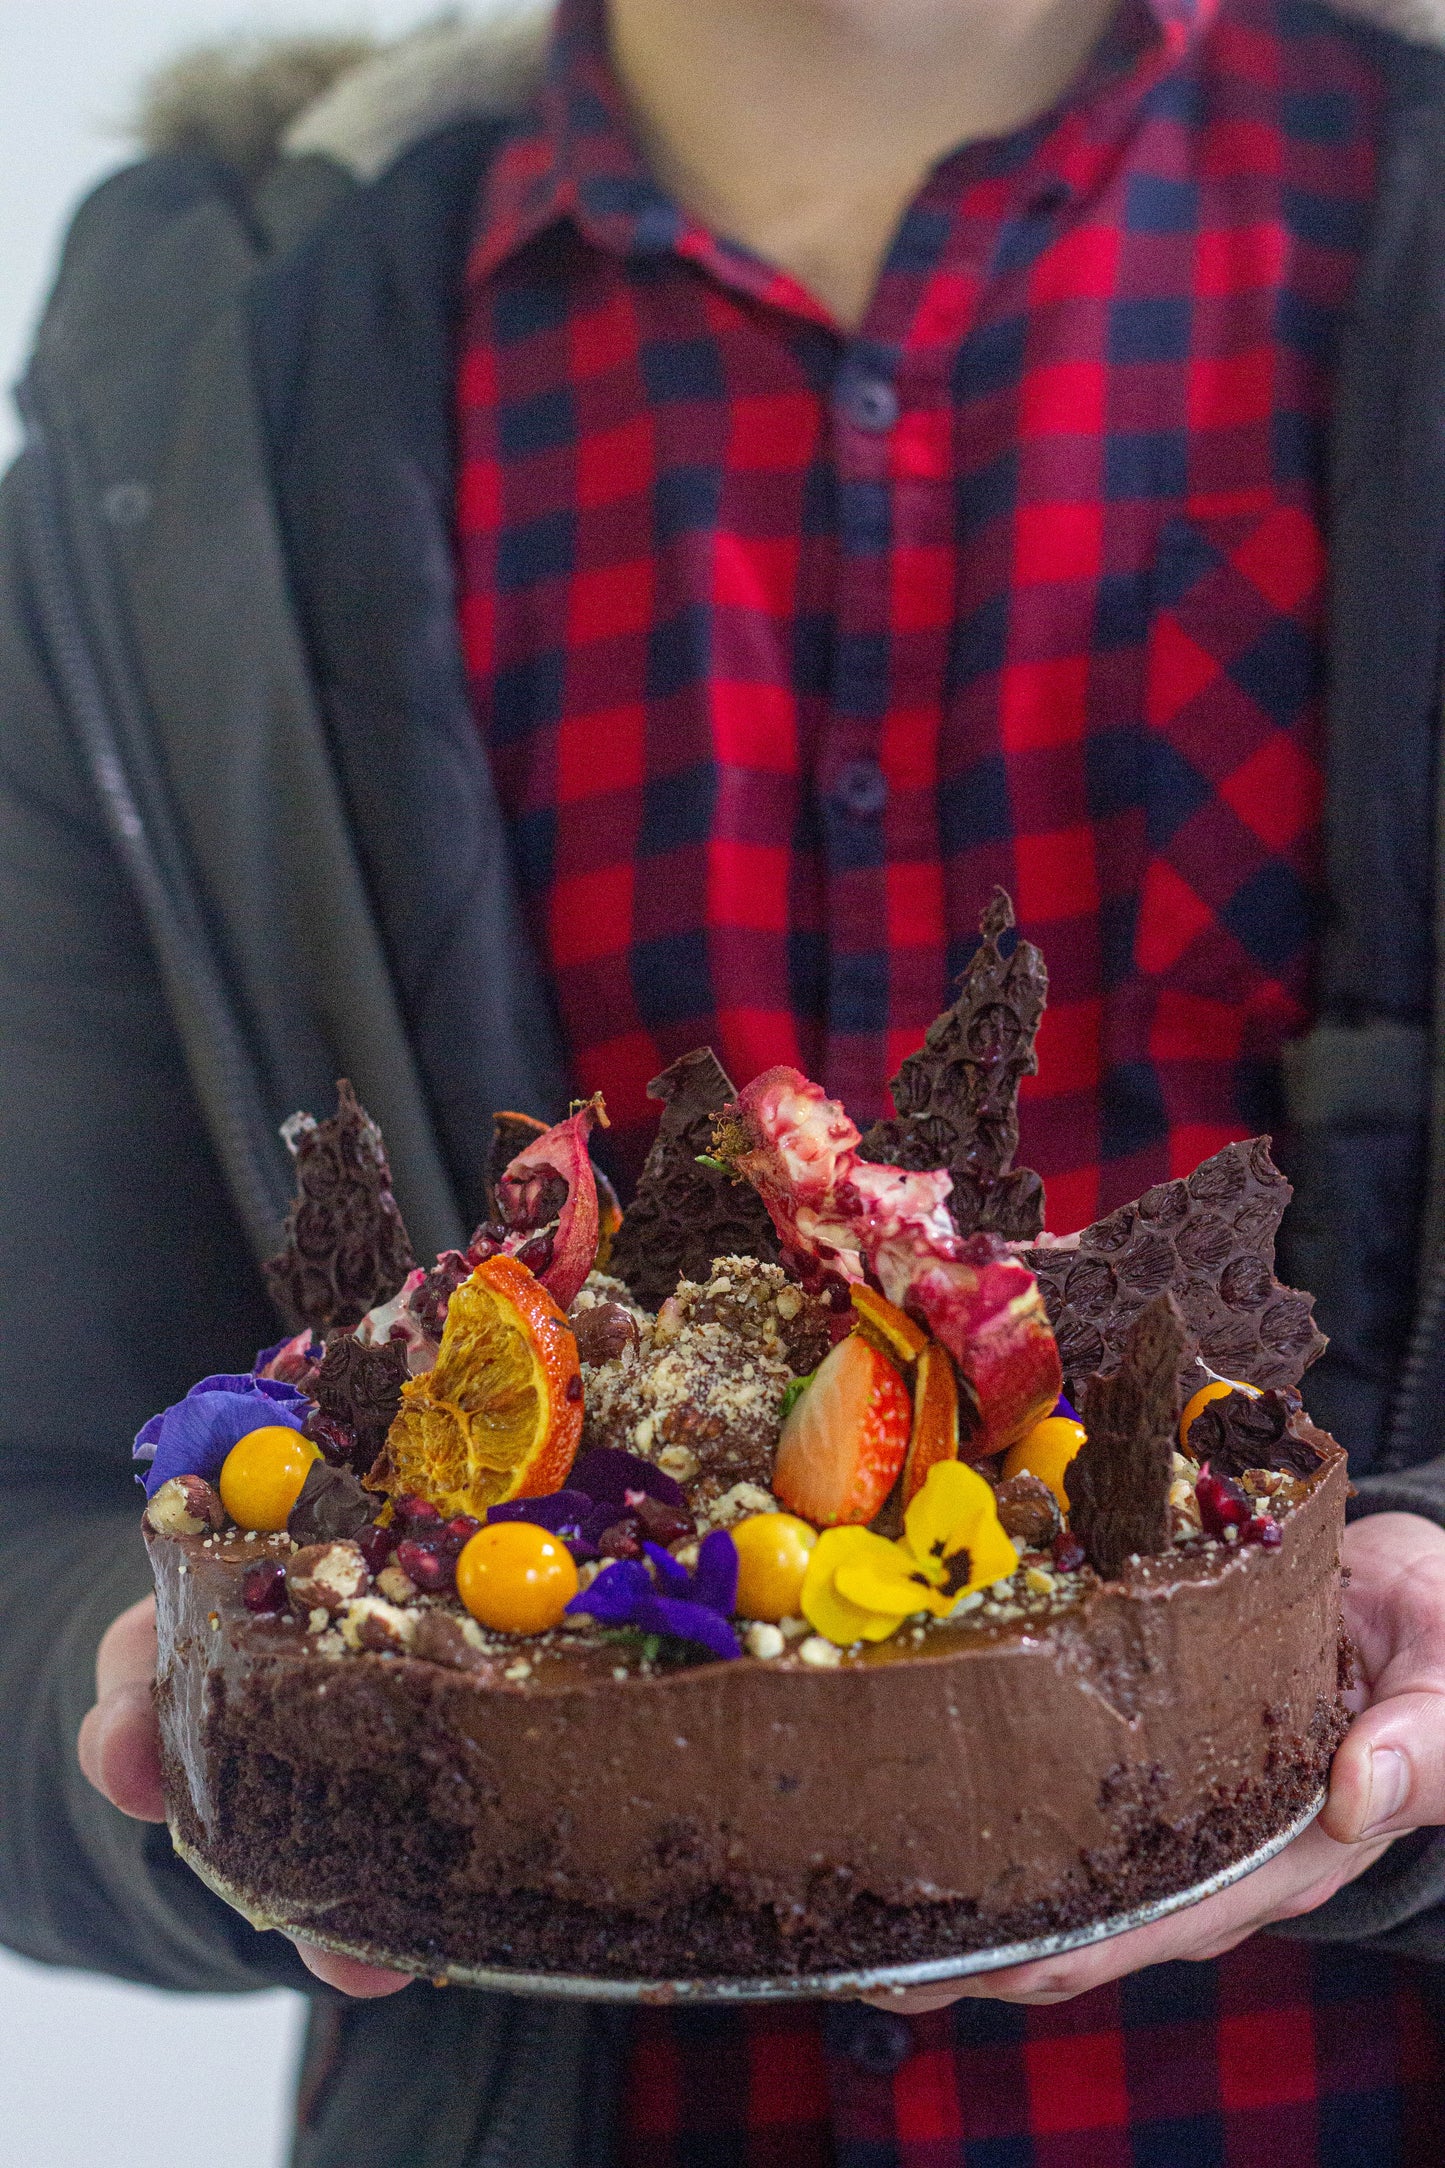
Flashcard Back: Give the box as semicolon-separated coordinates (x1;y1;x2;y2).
288;1461;383;1546
263;1081;415;1335
609;1050;781;1309
1187;1388;1324;1482
312;1334;409;1474
1071;1295;1187;1580
1025;1137;1326;1395
859;889;1047;1241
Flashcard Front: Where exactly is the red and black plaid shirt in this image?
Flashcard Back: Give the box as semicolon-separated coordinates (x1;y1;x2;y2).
457;0;1444;2158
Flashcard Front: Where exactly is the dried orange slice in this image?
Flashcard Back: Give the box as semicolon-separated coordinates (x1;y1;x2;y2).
378;1255;582;1516
899;1341;960;1508
851;1284;929;1368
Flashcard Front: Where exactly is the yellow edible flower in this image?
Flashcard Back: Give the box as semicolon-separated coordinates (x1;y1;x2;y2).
800;1460;1019;1648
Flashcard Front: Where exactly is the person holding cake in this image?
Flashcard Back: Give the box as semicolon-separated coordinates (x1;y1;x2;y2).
7;0;1445;2161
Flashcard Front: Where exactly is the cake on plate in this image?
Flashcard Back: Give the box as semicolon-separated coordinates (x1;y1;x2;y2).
139;893;1348;1988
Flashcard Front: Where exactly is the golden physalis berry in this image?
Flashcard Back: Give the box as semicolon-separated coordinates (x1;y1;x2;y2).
732;1513;817;1623
1001;1414;1087;1512
379;1254;583;1517
1179;1376;1259;1447
218;1426;320;1533
455;1521;578;1635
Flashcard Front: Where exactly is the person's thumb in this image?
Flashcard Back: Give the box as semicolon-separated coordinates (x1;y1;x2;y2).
1320;1690;1445;1845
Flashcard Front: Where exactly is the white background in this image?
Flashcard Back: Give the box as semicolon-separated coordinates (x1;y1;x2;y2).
0;8;452;2160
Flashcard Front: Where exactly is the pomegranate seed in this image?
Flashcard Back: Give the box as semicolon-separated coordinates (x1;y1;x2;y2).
394;1538;455;1593
1196;1466;1250;1540
242;1559;287;1613
1052;1532;1087;1573
633;1496;695;1547
305;1409;358;1467
354;1524;396;1575
395;1496;442;1531
514;1230;556;1275
1244;1514;1283;1549
597;1518;643;1561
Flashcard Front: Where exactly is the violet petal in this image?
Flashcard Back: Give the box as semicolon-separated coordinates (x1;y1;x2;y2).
691;1529;740;1617
637;1595;741;1661
644;1542;693;1597
569;1558;652;1624
489;1490;594;1536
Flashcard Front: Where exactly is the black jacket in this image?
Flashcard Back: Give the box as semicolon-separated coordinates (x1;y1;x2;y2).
6;10;1445;2164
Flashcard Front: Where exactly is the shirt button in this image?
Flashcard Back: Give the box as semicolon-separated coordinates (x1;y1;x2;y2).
833;758;888;819
836;366;899;434
835;2006;915;2075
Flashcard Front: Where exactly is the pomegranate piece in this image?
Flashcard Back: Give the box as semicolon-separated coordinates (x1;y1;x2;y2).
485;1094;610;1311
354;1523;396;1575
772;1332;912;1526
1052;1531;1087;1574
242;1559;287;1614
1244;1513;1283;1549
716;1066;1060;1457
394;1538;455;1594
1196;1466;1251;1540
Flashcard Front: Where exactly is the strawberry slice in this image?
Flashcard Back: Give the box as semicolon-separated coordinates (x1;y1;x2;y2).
773;1333;912;1526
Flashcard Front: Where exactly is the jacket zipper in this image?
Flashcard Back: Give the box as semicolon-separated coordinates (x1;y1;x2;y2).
16;391;292;1258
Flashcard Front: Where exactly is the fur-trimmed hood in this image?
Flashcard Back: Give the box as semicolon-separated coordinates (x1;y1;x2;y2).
138;0;1445;186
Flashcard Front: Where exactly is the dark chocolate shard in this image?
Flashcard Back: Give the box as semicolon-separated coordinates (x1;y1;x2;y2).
1024;1137;1326;1398
1070;1294;1187;1579
608;1049;781;1309
287;1460;383;1546
311;1334;409;1474
1186;1387;1324;1482
859;888;1048;1241
263;1080;415;1336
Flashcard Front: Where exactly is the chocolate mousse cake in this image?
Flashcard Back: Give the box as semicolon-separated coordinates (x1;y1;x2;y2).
140;895;1349;1989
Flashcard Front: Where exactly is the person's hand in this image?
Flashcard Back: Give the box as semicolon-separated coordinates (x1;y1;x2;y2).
865;1509;1445;2012
77;1595;411;1998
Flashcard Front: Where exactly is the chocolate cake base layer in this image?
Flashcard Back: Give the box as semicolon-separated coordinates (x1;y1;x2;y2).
151;1443;1348;1985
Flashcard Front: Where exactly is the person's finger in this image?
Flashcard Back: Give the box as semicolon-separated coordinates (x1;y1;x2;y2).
95;1596;158;1698
77;1680;167;1821
1321;1688;1445;1843
289;1939;414;1997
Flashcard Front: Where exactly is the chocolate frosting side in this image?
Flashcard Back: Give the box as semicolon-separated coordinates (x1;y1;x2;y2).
150;1442;1346;1982
859;889;1048;1242
609;1050;781;1308
1024;1137;1327;1395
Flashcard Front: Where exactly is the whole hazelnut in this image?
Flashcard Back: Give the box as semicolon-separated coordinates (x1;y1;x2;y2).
145;1476;225;1539
992;1473;1061;1549
285;1540;370;1616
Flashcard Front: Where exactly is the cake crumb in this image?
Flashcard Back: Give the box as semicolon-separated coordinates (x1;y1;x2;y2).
504;1660;533;1681
612;1665;630;1681
1024;1567;1056;1595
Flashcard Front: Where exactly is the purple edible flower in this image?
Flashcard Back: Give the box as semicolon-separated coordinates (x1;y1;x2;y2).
1054;1394;1080;1424
568;1530;741;1661
253;1332;324;1383
486;1448;689;1559
133;1374;310;1498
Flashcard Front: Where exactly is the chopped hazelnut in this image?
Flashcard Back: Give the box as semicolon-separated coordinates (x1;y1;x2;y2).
376;1565;418;1605
656;1444;699;1483
339;1596;417;1653
286;1540;370;1617
799;1635;842;1668
744;1622;786;1660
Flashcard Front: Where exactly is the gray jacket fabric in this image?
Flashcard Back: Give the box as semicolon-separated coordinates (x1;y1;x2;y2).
7;6;1445;2163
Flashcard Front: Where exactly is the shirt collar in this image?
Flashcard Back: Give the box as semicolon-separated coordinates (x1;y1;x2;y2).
468;0;1224;289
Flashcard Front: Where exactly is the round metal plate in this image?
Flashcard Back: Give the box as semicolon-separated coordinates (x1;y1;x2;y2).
176;1788;1324;2004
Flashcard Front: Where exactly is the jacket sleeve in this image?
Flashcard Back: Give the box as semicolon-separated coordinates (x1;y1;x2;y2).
0;451;311;1992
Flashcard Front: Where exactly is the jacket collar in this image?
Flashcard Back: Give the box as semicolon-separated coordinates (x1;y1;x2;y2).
281;0;1445;184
